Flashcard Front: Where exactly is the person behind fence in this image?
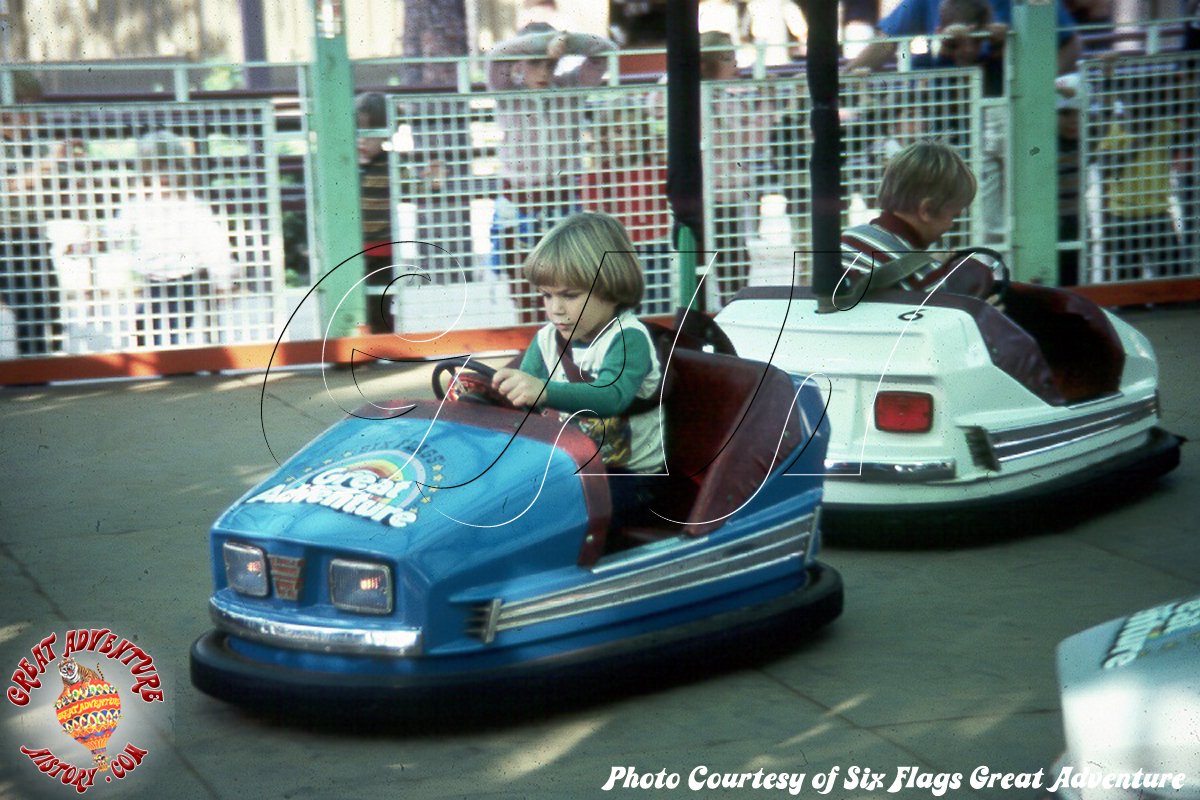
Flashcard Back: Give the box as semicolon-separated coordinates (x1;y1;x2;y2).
486;22;616;325
356;91;396;333
919;0;1007;92
406;101;474;286
1180;0;1200;275
491;212;665;532
843;0;1081;76
581;100;672;313
0;70;66;356
1055;73;1082;287
700;30;769;306
105;130;237;347
838;140;1001;304
1096;82;1184;281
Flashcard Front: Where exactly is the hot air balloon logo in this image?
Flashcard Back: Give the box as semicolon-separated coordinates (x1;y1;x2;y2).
52;658;122;771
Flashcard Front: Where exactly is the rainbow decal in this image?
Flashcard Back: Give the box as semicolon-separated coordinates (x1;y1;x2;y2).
54;675;122;771
245;450;439;528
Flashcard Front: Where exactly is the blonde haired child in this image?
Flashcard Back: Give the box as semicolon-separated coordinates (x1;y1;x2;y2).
493;212;665;506
840;140;987;296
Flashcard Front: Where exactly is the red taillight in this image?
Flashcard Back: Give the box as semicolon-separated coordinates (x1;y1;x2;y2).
874;391;934;433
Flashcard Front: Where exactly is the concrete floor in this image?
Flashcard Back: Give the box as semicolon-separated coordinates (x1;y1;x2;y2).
0;305;1196;800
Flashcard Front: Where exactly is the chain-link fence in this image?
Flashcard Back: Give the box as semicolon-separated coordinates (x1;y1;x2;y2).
1077;50;1200;285
381;85;677;332
1;100;284;357
375;66;986;332
3;23;1196;366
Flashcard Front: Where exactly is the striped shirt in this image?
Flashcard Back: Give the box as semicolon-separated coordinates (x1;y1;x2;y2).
840;211;938;293
522;311;664;472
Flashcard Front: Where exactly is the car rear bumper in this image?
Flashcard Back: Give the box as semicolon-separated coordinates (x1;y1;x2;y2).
822;426;1182;536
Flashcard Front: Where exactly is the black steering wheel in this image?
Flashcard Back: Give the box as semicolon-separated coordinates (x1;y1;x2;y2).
431;357;514;407
941;246;1010;305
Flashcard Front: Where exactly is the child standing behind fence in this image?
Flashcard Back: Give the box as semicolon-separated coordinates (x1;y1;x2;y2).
487;22;616;324
356;92;396;333
1055;73;1083;287
105;131;237;347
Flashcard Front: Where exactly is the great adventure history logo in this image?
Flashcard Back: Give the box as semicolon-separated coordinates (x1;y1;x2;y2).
6;628;163;794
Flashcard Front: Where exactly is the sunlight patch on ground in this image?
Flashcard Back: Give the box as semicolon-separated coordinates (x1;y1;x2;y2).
127;380;172;392
782;720;836;747
948;693;1038;741
0;622;30;646
824;693;869;718
497;716;611;782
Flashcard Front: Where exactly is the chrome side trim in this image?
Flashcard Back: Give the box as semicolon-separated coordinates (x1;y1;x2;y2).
475;598;503;646
985;396;1157;464
824;460;957;482
210;598;422;656
467;515;815;640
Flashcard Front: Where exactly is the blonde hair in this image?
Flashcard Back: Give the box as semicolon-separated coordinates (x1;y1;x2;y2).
524;212;644;310
876;140;976;216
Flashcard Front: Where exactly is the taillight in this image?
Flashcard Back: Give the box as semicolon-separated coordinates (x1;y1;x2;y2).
874;391;934;433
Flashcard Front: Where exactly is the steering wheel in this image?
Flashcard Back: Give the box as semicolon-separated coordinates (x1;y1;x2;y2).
431;357;515;407
941;246;1010;306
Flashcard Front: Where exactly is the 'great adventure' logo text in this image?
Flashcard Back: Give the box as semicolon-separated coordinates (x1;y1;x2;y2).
244;449;438;529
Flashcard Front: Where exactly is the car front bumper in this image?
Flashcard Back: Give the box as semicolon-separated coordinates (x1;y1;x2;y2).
189;562;843;719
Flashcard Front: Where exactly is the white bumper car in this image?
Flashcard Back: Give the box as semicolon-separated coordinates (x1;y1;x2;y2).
714;273;1181;532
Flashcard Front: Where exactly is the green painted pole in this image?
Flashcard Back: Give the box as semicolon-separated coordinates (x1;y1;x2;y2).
1009;1;1059;285
309;0;364;337
677;228;699;307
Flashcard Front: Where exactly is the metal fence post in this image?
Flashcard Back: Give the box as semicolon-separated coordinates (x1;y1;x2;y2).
1009;1;1060;284
308;0;364;338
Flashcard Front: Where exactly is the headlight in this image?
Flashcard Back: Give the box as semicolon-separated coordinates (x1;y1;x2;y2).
329;559;393;615
223;542;269;597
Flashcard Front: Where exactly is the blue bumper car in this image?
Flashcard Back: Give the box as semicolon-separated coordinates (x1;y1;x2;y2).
190;342;842;716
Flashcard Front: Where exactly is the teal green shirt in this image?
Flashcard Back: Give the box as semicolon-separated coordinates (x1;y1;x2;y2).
521;325;653;417
523;311;664;472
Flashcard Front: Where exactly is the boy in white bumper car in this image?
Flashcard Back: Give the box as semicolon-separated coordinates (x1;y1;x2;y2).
836;140;1005;309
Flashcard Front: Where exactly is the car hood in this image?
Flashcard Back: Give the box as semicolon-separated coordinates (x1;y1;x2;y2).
215;400;595;562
